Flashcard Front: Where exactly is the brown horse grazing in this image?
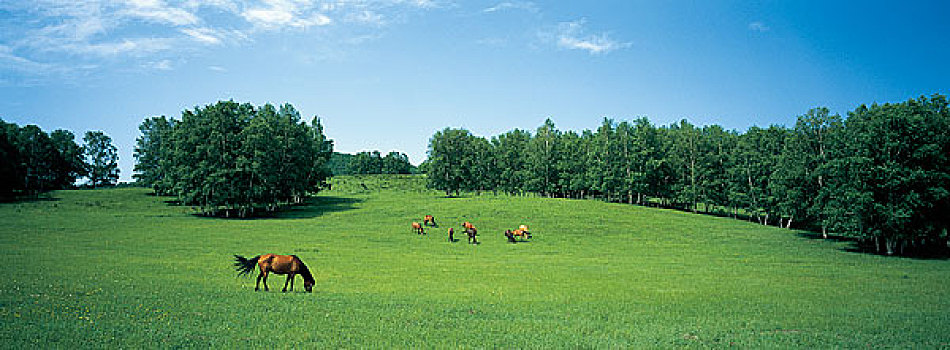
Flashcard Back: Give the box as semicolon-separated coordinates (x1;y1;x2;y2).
512;228;531;239
504;230;518;243
465;227;478;244
234;254;315;292
412;222;425;234
424;215;437;227
462;221;474;230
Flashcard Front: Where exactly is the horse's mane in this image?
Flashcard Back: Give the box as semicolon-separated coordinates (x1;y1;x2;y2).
292;255;315;282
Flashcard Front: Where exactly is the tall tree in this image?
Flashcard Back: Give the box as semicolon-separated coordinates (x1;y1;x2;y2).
83;130;119;187
838;95;950;255
491;129;531;195
0;120;24;197
426;128;477;196
526;119;562;196
133;116;175;194
771;108;842;230
49;130;86;189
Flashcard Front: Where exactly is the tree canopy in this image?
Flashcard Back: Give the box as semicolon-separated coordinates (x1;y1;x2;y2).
132;100;333;217
0;119;89;198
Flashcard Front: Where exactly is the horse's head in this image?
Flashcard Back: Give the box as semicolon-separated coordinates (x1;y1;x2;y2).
304;279;314;293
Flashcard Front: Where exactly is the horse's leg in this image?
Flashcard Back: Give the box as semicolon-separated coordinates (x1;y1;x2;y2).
262;271;270;291
256;271;264;291
282;274;291;292
289;273;295;291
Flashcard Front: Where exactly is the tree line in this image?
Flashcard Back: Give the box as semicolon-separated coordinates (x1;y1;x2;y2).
0;119;120;198
336;150;415;175
424;94;950;256
133;100;333;217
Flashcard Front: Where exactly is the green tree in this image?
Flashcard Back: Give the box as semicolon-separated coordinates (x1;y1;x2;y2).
771;108;842;230
839;95;950;255
381;152;412;174
350;151;383;174
491;129;531;195
83;130;119;187
426;128;477;196
133;116;175;194
0;120;24;197
526;119;562;196
49;130;86;189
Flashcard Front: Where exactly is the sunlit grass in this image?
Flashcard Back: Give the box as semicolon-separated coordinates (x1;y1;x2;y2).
1;175;948;347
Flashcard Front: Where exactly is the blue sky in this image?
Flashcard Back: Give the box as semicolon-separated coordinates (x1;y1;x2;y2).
1;0;948;182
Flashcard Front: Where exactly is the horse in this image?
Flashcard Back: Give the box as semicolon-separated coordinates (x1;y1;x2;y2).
512;228;531;239
234;254;315;292
412;222;425;234
462;221;474;230
448;227;455;242
504;230;518;243
465;227;478;244
424;215;437;227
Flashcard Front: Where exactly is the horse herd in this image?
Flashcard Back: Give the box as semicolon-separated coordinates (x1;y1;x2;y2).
234;215;534;293
411;215;533;244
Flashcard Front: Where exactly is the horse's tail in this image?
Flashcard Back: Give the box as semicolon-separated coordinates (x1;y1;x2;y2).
233;255;260;277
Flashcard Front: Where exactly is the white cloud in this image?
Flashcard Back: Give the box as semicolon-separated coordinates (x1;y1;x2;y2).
242;0;332;29
484;1;537;14
120;0;199;26
748;21;770;32
181;27;222;44
0;0;444;81
63;37;175;57
347;10;386;26
143;59;173;70
548;19;630;55
0;45;55;73
208;65;227;72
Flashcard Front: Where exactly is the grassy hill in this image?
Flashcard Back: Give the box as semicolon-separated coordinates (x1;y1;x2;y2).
1;175;948;347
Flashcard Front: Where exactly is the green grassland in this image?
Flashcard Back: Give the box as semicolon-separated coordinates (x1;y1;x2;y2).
1;175;948;348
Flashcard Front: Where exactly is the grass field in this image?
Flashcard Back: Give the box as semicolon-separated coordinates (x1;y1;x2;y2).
1;175;949;348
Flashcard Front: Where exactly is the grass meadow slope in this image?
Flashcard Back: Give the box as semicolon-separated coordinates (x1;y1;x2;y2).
1;175;948;348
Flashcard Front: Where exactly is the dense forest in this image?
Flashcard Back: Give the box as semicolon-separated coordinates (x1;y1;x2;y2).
133;100;333;217
424;94;950;256
0;119;119;198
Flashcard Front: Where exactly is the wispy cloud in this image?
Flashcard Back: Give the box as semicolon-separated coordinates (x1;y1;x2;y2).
241;0;332;30
484;1;538;14
0;45;56;73
748;21;770;32
346;10;386;26
180;27;222;45
63;38;176;57
0;0;442;82
545;19;630;55
120;0;199;26
143;59;173;70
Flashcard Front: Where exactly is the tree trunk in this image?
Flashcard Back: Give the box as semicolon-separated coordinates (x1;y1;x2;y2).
885;237;897;255
786;216;793;229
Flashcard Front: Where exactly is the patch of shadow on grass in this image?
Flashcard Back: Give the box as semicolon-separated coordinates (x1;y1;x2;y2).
0;194;60;203
840;243;950;260
275;196;362;219
190;196;362;220
794;231;950;260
